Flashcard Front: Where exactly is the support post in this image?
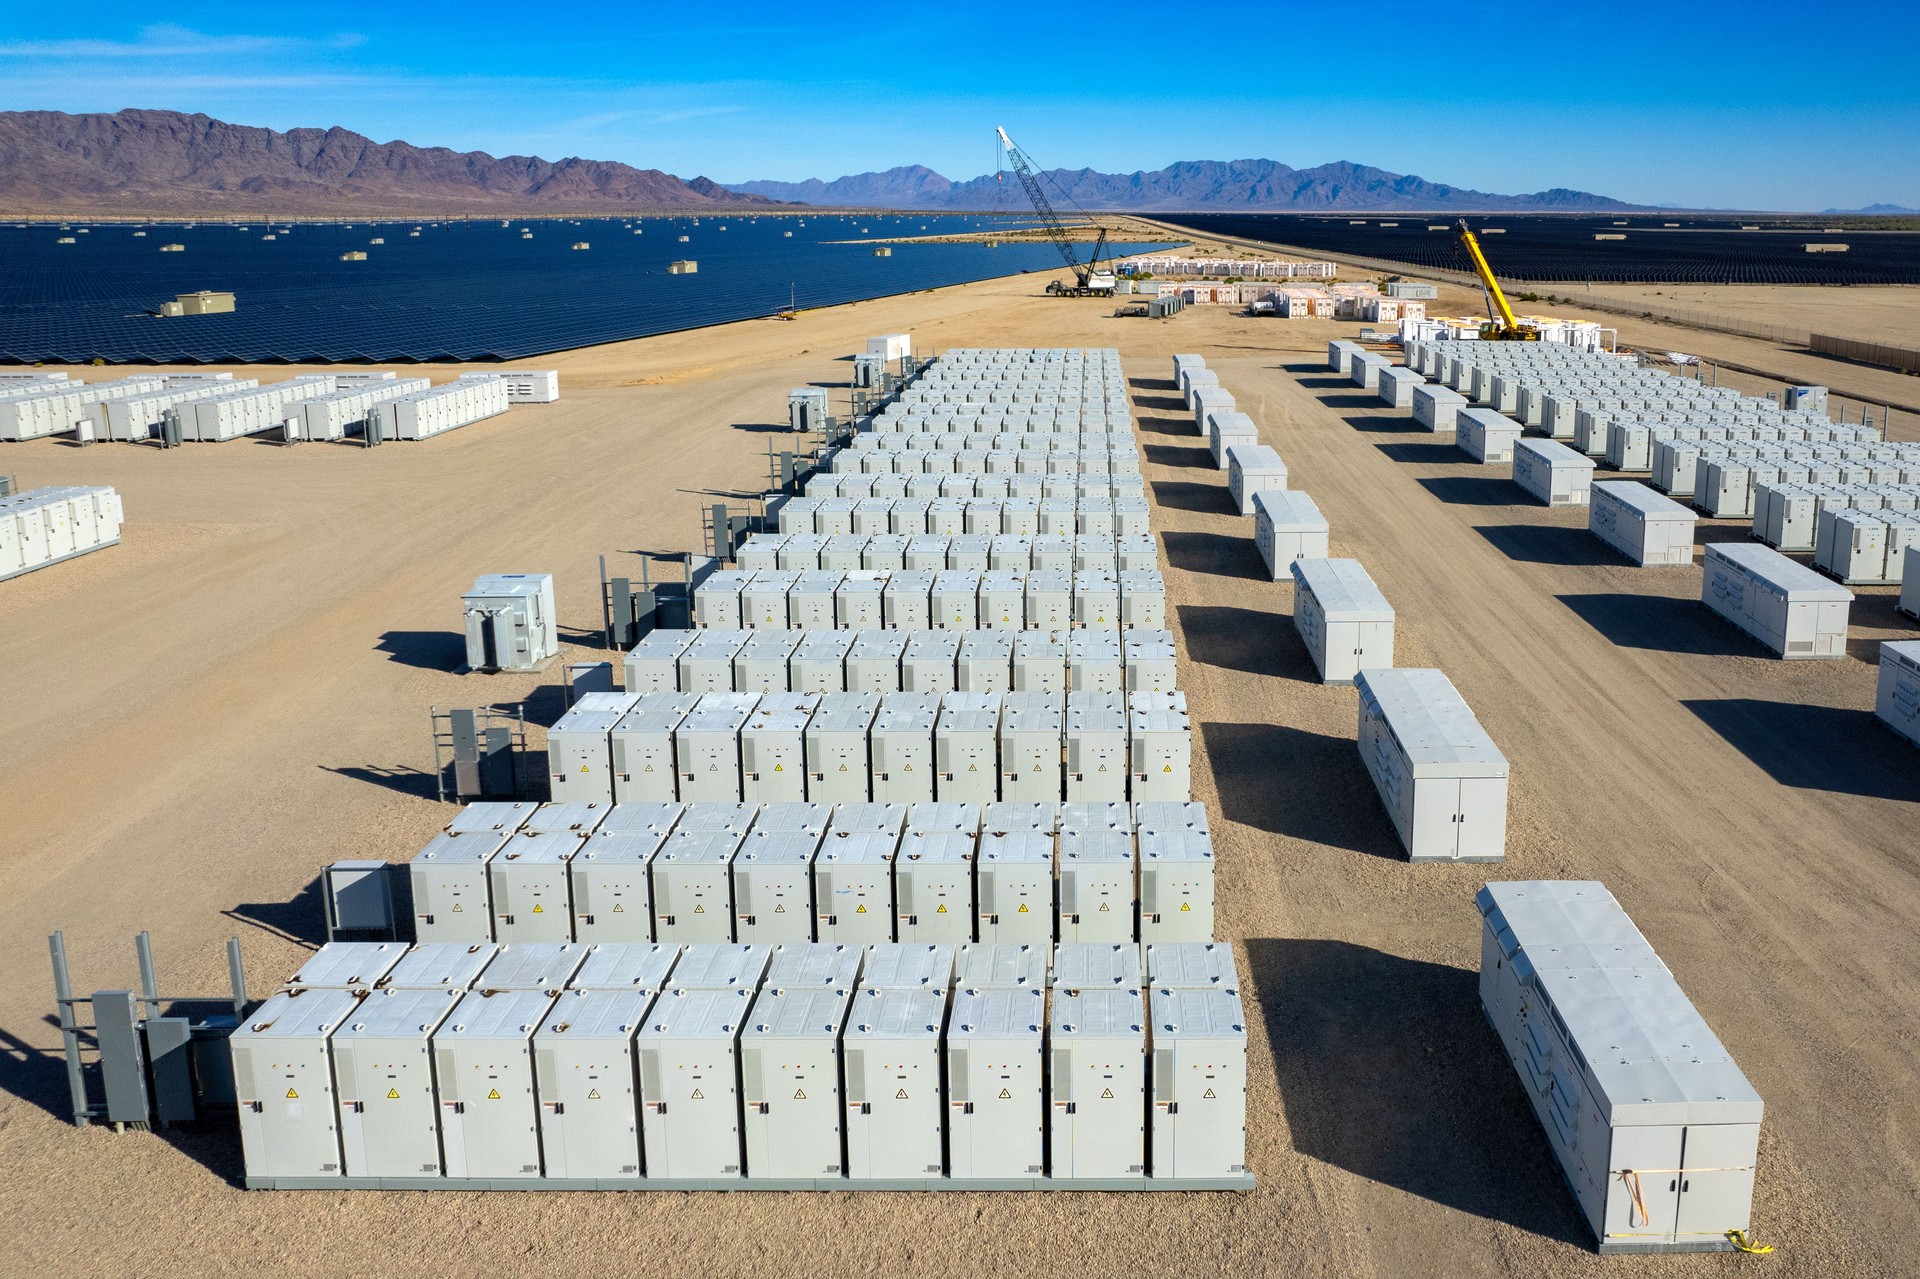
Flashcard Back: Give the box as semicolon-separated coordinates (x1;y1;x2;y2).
49;932;90;1127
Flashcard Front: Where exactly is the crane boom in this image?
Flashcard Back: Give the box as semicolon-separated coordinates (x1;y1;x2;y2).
995;126;1115;296
1455;219;1535;340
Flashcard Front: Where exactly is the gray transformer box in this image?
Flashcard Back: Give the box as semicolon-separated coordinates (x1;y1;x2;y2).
846;629;907;694
611;694;699;803
742;987;854;1178
895;831;975;942
434;989;556;1179
871;691;940;802
1000;692;1065;802
947;987;1046;1178
547;708;622;805
732;828;825;943
1058;828;1136;942
1064;691;1128;803
901;629;960;693
976;830;1055;943
637;987;752;1179
488;832;584;943
815;831;897;942
1139;830;1216;942
805;692;880;803
534;988;654;1177
463;573;557;673
570;831;669;943
1149;988;1249;1179
652;827;746;942
935;693;1001;802
674;692;759;803
957;629;1014;693
332;987;463;1177
624;630;695;695
843;988;947;1179
410;831;508;943
233;988;363;1179
1050;987;1148;1177
734;630;800;693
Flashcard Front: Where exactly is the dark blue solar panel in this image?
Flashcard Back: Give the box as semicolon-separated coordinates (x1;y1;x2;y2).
0;216;1180;364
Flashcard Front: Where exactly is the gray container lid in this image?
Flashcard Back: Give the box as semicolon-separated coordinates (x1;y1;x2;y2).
1053;942;1141;989
641;986;751;1038
656;827;746;865
809;692;882;731
1145;942;1239;992
574;830;670;867
848;630;908;660
1060;828;1133;864
1705;541;1855;600
905;630;962;657
1253;489;1325;530
1291;558;1391;622
437;988;556;1041
383;943;498;990
676;802;757;833
537;987;655;1039
1140;829;1214;865
827;802;907;837
792;630;855;660
1132;801;1208;835
1355;668;1508;778
550;707;623;736
905;802;983;833
614;694;700;733
569;943;680;991
746;986;854;1039
1060;801;1132;833
955;943;1047;989
862;944;957;991
737;827;825;865
744;696;822;733
1052;986;1145;1038
671;944;771;990
845;987;946;1039
1515;437;1597;470
949;986;1045;1039
766;943;864;990
1227;444;1285;473
446;801;535;835
241;987;363;1039
1148;987;1248;1041
335;986;462;1040
681;692;761;730
414;830;509;867
521;802;611;836
493;831;586;867
899;830;974;866
875;690;941;727
1457;407;1521;432
737;629;801;660
1591;480;1694;521
480;943;587;991
287;942;405;991
818;830;899;865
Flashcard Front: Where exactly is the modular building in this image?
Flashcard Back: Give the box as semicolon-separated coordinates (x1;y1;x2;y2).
1252;490;1329;581
1354;668;1508;862
1590;481;1697;567
1290;558;1394;685
1476;881;1763;1253
1701;543;1852;659
1513;437;1597;506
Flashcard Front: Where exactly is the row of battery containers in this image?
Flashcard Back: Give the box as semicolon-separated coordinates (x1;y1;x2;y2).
1700;542;1851;660
1751;481;1920;550
0;485;124;582
412;797;1213;948
86;377;258;440
801;471;1146;500
778;495;1149;537
830;445;1139;474
298;379;435;440
382;378;511;441
235;939;1246;1185
871;411;1134;434
685;570;1165;631
0;372;244;441
1476;882;1762;1253
1664;447;1920;513
735;530;1158;577
548;687;1192;807
846;430;1136;454
628;626;1176;695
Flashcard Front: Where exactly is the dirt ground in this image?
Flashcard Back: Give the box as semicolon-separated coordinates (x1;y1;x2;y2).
1;268;1916;1278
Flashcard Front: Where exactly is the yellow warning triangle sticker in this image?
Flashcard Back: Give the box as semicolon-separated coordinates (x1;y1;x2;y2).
1179;902;1191;912
285;1088;299;1099
487;1088;501;1100
774;903;786;912
795;1089;807;1100
1098;902;1111;911
936;904;947;913
691;1089;704;1100
387;1088;400;1099
838;764;848;771
1203;1088;1216;1099
588;1089;601;1100
1163;765;1172;772
693;904;706;913
613;903;624;912
451;903;463;912
967;764;977;771
774;764;783;771
1101;1088;1114;1099
644;765;654;772
580;765;589;773
1017;903;1029;913
895;1088;909;1100
997;1088;1012;1100
855;904;867;913
532;904;543;913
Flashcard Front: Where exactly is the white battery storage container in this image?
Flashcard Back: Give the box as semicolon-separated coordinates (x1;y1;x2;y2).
1064;691;1129;803
636;987;752;1178
815;831;898;942
901;629;960;694
612;693;699;803
232;988;364;1179
1226;445;1288;516
843;988;948;1179
1119;570;1167;630
1590;481;1697;567
740;692;818;803
1149;988;1249;1180
1476;881;1764;1253
625;630;696;694
1354;668;1509;862
1010;630;1064;693
732;827;825;943
678;629;751;692
1253;490;1329;581
651;827;745;942
1058;826;1135;941
871;691;940;802
533;988;653;1177
1513;437;1596;506
1067;629;1124;692
788;630;853;693
895;830;976;942
741;987;854;1178
1290;558;1394;685
1458;407;1524;464
488;833;583;943
976;830;1055;943
673;692;758;802
1138;829;1214;942
1377;365;1423;409
1875;640;1920;747
410;832;508;943
1207;410;1259;469
947;987;1047;1178
1000;692;1065;802
1412;383;1467;432
432;989;554;1179
1049;987;1147;1177
332;987;462;1177
570;831;669;943
1128;691;1192;801
935;693;1002;803
845;629;907;693
1701;543;1851;659
806;692;879;802
693;571;752;629
1146;941;1237;992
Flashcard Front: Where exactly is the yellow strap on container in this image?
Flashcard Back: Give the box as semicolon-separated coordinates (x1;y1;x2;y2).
1619;1170;1651;1228
1726;1230;1773;1254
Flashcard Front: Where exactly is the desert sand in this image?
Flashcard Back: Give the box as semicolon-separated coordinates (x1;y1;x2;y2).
1;265;1916;1278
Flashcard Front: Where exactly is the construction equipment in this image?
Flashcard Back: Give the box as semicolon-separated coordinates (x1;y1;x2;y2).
995;127;1116;297
1455;220;1539;341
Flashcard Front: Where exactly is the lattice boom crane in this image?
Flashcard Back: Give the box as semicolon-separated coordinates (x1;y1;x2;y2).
996;126;1116;297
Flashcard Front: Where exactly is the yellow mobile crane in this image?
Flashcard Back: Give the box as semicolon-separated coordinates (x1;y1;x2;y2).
1456;219;1538;340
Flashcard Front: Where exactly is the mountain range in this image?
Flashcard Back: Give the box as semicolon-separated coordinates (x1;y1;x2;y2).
0;109;780;214
726;159;1647;212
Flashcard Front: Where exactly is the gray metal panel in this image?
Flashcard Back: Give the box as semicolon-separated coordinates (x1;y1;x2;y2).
232;988;364;1179
766;943;864;990
288;942;406;991
1145;942;1240;992
383;943;500;990
568;943;680;991
479;943;587;991
860;944;957;991
1356;667;1509;778
1053;942;1141;989
534;988;651;1178
670;943;772;990
955;942;1048;989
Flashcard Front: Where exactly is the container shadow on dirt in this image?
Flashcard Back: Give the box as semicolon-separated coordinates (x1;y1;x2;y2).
1281;361;1327;376
1177;604;1318;682
1315;393;1383;411
1295;375;1351;391
1555;593;1748;656
1137;415;1194;438
0;1022;89;1122
1198;721;1402;859
321;763;445;802
1475;524;1619;567
1134;394;1188;413
1143;443;1216;470
1682;700;1920;801
1161;530;1268;581
375;630;466;672
224;874;330;947
1695;521;1757;546
1151;479;1234;514
730;421;791;434
1376;441;1465;465
1417;476;1523;507
1343;414;1418;435
1244;939;1590;1247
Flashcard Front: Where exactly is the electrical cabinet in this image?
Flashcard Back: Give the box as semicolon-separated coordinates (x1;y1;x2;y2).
636;987;751;1179
979;570;1026;628
1139;830;1215;942
331;987;462;1177
533;988;652;1178
1026;570;1074;630
931;570;982;629
233;988;363;1178
1118;570;1166;630
946;988;1046;1178
1291;558;1395;685
678;629;751;693
1355;669;1509;862
935;692;1001;802
673;692;757;802
884;570;936;630
732;828;824;943
740;692;818;803
1072;572;1120;629
410;831;508;943
1128;691;1192;802
462;574;557;673
1000;692;1064;802
805;692;880;802
1011;629;1067;693
651;828;746;942
741;987;854;1178
815;831;897;942
1122;630;1176;694
901;629;960;693
624;629;695;695
843;988;947;1179
570;831;667;944
957;629;1015;693
433;989;555;1179
871;691;939;802
488;833;583;943
1068;629;1124;692
547;708;622;804
1252;490;1328;582
976;830;1054;943
1064;691;1128;802
1031;535;1075;572
845;629;908;693
1148;988;1249;1180
611;693;698;804
836;571;890;629
742;570;800;628
895;831;974;942
784;629;849;693
1049;987;1147;1177
1058;829;1135;941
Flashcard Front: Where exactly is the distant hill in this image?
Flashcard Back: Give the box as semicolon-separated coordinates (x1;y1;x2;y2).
0;109;784;215
729;158;1646;212
1821;203;1919;214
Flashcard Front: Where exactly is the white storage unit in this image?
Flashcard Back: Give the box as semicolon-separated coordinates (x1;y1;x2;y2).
410;832;507;943
814;830;897;942
651;828;745;942
1701;543;1852;660
977;830;1055;943
742;570;801;628
1122;630;1176;694
1253;490;1329;581
1009;629;1063;693
741;987;854;1177
902;629;960;693
533;988;651;1177
1026;570;1074;630
1876;640;1920;747
885;570;936;630
432;989;553;1179
1128;691;1191;801
1514;437;1596;506
462;573;558;674
460;369;561;403
1327;341;1360;373
732;828;826;943
389;379;511;441
789;629;854;693
636;987;751;1178
1412;383;1467;432
612;693;698;803
1119;570;1167;630
895;831;976;942
232;988;364;1178
625;630;696;694
332;987;462;1177
1064;691;1129;803
1148;988;1248;1180
1476;881;1764;1254
1590;482;1697;567
1226;445;1288;516
1290;558;1395;685
846;629;908;693
1058;827;1135;940
868;333;912;361
935;692;1001;803
570;831;669;944
1067;629;1124;692
488;833;583;943
870;691;939;801
1000;692;1065;802
1457;407;1524;464
1355;668;1509;863
1377;365;1423;409
843;988;947;1179
693;573;752;629
1207;410;1259;470
0;486;125;582
806;692;880;802
837;570;890;629
1072;571;1120;629
1049;987;1147;1177
673;692;757;802
1138;829;1215;942
739;692;817;803
946;987;1046;1178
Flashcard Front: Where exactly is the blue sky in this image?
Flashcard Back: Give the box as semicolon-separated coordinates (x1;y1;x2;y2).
2;1;1917;210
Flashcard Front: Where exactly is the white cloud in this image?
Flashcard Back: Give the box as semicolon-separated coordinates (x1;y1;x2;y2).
0;24;363;59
